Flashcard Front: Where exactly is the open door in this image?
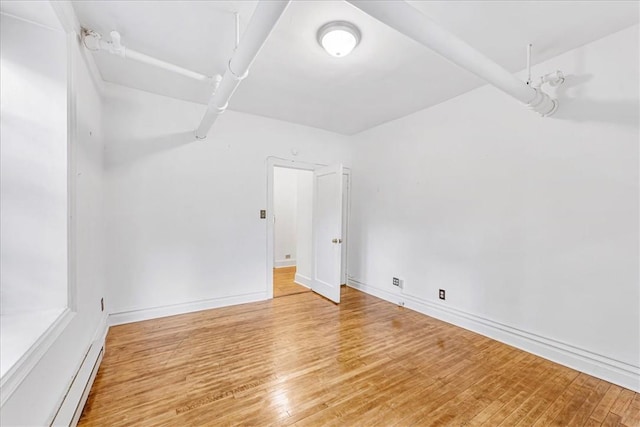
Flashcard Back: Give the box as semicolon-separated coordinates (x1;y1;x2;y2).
312;164;343;303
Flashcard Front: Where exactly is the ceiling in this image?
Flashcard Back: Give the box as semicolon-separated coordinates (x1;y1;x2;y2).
1;1;62;30
70;0;639;135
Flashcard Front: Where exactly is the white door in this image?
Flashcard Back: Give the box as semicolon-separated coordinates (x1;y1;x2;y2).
312;164;344;303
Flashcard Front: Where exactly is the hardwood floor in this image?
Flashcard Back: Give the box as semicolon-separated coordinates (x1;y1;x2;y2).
274;267;311;298
79;287;639;426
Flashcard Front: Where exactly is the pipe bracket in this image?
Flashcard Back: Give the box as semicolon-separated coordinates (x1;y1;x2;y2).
228;60;249;81
523;88;558;117
208;101;229;115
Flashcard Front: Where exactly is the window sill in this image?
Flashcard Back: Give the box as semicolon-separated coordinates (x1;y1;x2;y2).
0;308;74;405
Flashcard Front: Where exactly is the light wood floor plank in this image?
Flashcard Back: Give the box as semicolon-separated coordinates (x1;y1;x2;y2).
591;384;625;423
621;393;640;427
602;411;623;427
78;287;639;426
611;389;636;417
274;267;310;298
566;380;612;426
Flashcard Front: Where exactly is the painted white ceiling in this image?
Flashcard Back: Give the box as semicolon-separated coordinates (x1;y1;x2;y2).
71;0;639;135
1;0;62;30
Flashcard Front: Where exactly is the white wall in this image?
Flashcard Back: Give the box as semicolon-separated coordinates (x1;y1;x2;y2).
274;167;299;267
295;170;314;286
348;25;639;391
103;85;351;320
0;16;107;426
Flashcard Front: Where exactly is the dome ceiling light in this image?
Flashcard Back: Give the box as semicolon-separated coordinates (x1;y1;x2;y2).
317;21;361;58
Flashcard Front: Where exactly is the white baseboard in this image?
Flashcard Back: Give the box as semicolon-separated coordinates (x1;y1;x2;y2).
294;273;312;288
51;314;108;426
109;292;268;326
274;259;296;268
348;279;640;393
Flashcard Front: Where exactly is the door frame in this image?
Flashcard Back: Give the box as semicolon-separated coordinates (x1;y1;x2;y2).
266;157;351;299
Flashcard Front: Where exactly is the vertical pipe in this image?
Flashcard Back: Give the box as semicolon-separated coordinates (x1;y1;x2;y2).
235;12;240;49
526;43;532;85
195;0;290;139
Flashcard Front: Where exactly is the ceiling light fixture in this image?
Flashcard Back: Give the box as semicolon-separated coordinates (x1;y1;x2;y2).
317;21;361;58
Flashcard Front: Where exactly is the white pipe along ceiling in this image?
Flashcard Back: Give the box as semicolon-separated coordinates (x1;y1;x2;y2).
81;0;563;139
345;0;561;117
194;0;291;139
82;29;219;83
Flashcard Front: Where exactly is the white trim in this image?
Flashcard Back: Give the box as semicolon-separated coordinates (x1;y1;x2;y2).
0;309;75;406
66;24;79;313
294;273;312;288
348;279;640;393
275;259;296;268
108;292;268;326
340;171;350;285
50;314;108;426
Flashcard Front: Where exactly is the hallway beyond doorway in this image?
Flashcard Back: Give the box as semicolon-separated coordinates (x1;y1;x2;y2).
273;267;311;298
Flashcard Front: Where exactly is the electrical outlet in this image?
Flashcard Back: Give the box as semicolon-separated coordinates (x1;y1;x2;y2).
439;289;446;300
285;254;291;259
100;297;104;311
260;210;266;219
392;277;402;288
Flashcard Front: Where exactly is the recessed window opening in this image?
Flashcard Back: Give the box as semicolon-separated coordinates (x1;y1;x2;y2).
0;9;70;380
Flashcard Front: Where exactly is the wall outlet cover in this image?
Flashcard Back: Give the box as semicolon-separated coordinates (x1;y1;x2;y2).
439;289;446;300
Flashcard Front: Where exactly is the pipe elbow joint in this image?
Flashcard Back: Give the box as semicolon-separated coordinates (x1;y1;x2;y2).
524;88;558;117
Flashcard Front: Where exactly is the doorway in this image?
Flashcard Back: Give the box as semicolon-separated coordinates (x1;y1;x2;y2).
266;159;350;300
272;166;313;297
